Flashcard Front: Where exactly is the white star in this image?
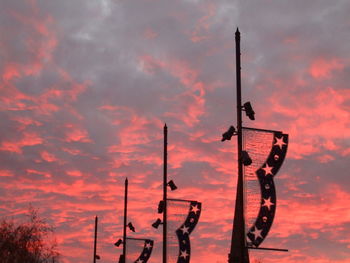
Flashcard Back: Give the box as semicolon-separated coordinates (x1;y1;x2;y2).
262;197;274;211
181;225;189;234
191;204;200;213
180;250;189;259
145;242;152;250
274;136;286;149
250;226;263;241
262;164;273;176
136;259;143;263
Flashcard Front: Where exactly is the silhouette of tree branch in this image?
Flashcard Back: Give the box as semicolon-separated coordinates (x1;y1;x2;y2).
0;206;59;263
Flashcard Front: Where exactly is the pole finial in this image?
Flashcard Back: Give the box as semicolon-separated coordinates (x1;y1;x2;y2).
164;123;167;128
235;28;240;39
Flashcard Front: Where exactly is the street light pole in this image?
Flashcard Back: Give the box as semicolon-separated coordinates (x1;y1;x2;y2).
93;216;98;263
123;178;128;262
163;124;168;263
229;28;250;263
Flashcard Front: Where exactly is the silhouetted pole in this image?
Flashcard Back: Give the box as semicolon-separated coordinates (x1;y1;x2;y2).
229;28;250;263
163;124;168;263
93;216;98;263
123;178;128;262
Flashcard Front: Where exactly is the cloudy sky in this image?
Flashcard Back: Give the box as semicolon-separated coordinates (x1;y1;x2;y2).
1;0;349;262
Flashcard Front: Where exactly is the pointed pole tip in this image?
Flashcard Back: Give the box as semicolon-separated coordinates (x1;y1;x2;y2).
164;123;167;128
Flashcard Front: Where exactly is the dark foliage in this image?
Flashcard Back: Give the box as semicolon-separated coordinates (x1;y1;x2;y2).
0;207;59;263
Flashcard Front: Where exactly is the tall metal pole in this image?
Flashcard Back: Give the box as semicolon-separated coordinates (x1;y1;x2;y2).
93;216;98;263
163;124;168;263
229;28;250;263
123;178;128;263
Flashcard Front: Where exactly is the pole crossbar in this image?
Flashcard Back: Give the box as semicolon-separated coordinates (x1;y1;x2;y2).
126;237;149;241
247;247;289;252
166;198;196;203
242;126;282;134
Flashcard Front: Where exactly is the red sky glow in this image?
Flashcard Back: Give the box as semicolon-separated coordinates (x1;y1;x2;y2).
1;0;349;263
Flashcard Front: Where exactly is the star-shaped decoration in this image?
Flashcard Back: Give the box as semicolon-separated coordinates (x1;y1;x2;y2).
262;197;274;211
250;226;263;241
136;259;143;263
145;242;152;250
180;250;189;259
191;204;200;214
274;136;286;149
262;164;273;176
181;225;189;234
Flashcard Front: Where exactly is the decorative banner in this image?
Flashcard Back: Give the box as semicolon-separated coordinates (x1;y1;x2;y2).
242;127;288;247
125;238;153;263
167;199;201;263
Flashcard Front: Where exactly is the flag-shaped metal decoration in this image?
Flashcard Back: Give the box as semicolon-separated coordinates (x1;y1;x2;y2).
125;238;154;263
243;128;288;247
166;199;201;263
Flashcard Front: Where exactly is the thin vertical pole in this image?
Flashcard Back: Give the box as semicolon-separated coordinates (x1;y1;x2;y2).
163;124;168;263
123;178;128;262
93;216;98;263
229;28;250;263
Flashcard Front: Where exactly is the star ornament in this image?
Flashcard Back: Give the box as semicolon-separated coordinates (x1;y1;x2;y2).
274;136;286;149
181;225;189;234
145;242;152;250
136;259;143;263
262;197;274;211
191;204;200;213
180;250;189;259
251;226;263;241
191;204;200;214
262;164;273;176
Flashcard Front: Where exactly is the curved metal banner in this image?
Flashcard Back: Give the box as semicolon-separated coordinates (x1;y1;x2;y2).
167;199;201;263
243;128;288;247
125;238;153;263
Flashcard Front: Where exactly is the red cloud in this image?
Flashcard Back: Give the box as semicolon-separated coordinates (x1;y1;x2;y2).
189;2;216;43
143;28;158;39
2;63;20;82
64;124;91;143
0;131;43;153
266;87;350;159
309;58;345;79
40;151;58;162
0;170;14;177
66;170;83;177
138;54;209;126
26;169;52;178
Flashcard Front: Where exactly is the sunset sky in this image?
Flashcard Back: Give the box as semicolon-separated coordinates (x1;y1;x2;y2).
1;0;350;262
